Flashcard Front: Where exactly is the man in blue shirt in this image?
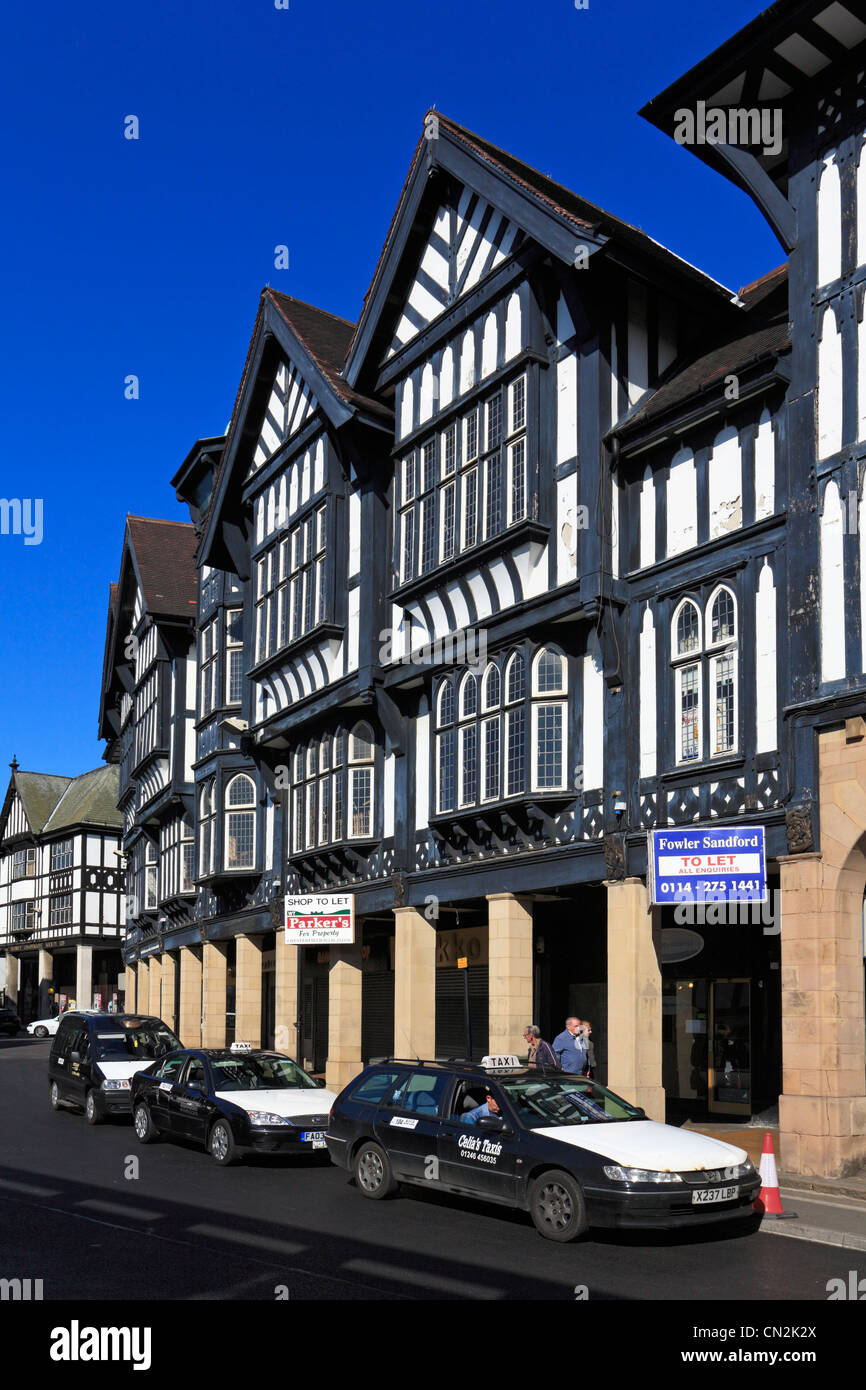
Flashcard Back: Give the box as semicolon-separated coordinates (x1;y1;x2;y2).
553;1017;588;1074
460;1094;501;1124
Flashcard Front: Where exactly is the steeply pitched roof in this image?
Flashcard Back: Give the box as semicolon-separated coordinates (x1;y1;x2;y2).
126;516;198;618
12;772;72;834
43;765;121;832
612;265;790;442
266;292;387;417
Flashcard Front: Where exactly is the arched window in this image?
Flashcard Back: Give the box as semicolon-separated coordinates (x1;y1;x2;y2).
505;652;526;795
707;587;738;756
348;722;375;837
225;774;256;869
671;589;739;763
676;600;701;656
481;662;501;712
672;599;702;763
199;779;216;877
458;676;478;807
436;680;457;813
531;647;567;789
460;673;478;719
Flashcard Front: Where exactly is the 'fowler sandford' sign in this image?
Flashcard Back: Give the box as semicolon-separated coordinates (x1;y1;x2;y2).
648;826;766;906
285;893;354;945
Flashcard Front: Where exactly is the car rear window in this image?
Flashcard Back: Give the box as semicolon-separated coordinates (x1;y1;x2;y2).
349;1070;404;1105
93;1020;180;1062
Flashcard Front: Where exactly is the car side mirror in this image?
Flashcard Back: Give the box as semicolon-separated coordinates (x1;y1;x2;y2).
314;1077;326;1087
187;1081;203;1093
69;1051;81;1064
478;1115;506;1132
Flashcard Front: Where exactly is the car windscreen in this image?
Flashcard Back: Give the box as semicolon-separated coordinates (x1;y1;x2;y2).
93;1022;180;1062
210;1056;317;1092
500;1076;643;1128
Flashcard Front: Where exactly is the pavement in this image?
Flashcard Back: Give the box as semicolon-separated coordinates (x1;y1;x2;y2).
685;1118;866;1252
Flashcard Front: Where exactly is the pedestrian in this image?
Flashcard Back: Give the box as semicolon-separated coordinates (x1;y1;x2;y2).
523;1024;559;1070
578;1021;597;1079
552;1016;588;1074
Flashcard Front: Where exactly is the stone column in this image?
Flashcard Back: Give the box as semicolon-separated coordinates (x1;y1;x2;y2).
160;953;178;1035
779;758;866;1177
38;949;53;1017
605;877;665;1121
486;893;533;1058
235;935;263;1048
147;955;162;1020
179;946;202;1047
275;929;299;1060
326;945;363;1091
5;953;19;1008
201;942;228;1048
394;906;436;1061
75;942;93;1013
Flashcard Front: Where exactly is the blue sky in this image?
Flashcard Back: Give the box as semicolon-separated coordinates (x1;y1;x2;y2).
0;0;780;776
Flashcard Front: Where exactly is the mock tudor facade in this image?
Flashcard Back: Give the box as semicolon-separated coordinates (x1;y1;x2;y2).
0;761;124;1019
91;0;866;1179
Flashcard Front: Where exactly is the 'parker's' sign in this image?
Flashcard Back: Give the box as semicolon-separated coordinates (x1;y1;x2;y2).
648;826;766;906
285;893;355;945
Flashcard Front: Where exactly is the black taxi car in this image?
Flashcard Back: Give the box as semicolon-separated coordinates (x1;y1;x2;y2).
130;1044;337;1164
326;1056;761;1242
48;1011;181;1122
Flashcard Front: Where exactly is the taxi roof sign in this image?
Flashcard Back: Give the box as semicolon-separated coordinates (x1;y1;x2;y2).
230;1041;253;1053
481;1054;522;1071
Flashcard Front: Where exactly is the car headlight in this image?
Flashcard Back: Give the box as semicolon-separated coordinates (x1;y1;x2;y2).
101;1079;131;1091
603;1165;683;1183
246;1111;292;1126
728;1161;755;1179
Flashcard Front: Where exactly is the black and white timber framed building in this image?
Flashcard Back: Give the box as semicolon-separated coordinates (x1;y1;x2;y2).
95;0;866;1178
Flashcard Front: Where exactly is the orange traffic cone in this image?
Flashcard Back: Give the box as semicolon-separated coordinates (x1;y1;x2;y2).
754;1132;798;1219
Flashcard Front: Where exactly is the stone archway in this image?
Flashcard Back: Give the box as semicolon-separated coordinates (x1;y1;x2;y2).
778;723;866;1177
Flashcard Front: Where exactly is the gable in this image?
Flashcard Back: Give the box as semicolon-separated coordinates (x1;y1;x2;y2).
388;186;525;360
248;359;319;479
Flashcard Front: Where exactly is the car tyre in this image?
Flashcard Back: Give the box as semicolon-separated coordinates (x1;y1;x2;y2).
34;1026;49;1038
49;1080;62;1111
208;1119;238;1166
84;1089;103;1125
133;1102;158;1144
353;1141;397;1199
529;1170;587;1242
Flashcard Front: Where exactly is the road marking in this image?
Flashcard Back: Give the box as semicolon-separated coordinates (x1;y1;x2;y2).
0;1177;57;1197
0;1193;411;1298
187;1223;305;1256
79;1199;162;1222
342;1257;505;1299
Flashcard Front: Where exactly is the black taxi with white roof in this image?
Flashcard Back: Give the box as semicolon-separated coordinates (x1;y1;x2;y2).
130;1043;336;1164
326;1056;761;1241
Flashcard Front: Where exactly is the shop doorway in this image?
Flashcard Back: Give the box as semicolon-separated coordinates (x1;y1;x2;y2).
662;976;752;1118
261;945;276;1050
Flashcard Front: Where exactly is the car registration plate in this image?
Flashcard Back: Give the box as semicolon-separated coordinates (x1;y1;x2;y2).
692;1186;737;1204
301;1131;326;1148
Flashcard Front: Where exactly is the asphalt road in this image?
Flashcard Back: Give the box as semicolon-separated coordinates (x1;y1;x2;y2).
0;1037;854;1303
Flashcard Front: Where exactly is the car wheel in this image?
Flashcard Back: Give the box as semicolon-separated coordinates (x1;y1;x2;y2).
529;1170;587;1242
34;1026;49;1039
208;1120;238;1166
49;1080;62;1111
84;1090;102;1125
133;1103;158;1144
353;1142;397;1199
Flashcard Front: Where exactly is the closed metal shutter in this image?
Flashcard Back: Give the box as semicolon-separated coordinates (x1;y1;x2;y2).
362;970;395;1063
435;966;489;1062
